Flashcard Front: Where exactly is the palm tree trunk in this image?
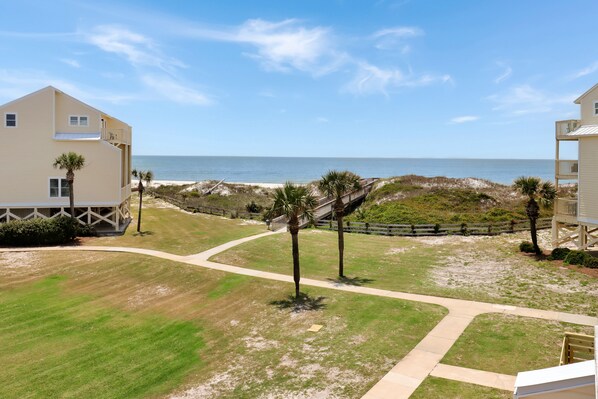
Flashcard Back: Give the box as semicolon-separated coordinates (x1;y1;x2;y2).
290;226;300;298
336;208;345;278
530;217;539;254
68;179;75;220
137;185;143;233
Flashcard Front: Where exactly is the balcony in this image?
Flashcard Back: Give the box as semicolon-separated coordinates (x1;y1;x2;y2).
556;120;580;140
120;184;131;201
101;128;131;145
555;198;578;223
556;160;578;179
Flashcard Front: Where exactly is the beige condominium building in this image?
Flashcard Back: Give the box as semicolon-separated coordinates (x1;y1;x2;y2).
553;83;598;250
0;86;132;232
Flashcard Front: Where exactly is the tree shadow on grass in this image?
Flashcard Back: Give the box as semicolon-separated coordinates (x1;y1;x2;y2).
269;292;327;313
326;276;375;287
133;231;154;237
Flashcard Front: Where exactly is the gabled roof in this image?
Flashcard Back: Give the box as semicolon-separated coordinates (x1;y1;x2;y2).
575;82;598;104
0;86;130;128
567;124;598;137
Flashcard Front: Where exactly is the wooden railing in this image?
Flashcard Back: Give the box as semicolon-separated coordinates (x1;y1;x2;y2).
315;217;553;237
556;119;580;138
556;160;578;178
560;332;594;365
151;193;263;221
101;128;131;144
556;198;578;217
269;178;378;231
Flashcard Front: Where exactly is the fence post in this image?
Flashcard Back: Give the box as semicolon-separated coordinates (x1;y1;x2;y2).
365;222;370;234
488;224;492;235
411;224;416;236
460;223;467;235
510;220;515;233
388;225;391;236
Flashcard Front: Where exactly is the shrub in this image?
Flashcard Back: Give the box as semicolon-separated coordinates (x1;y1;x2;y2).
584;256;598;269
0;216;78;246
76;223;97;237
519;241;536;253
245;201;263;213
548;247;571;261
564;250;590;266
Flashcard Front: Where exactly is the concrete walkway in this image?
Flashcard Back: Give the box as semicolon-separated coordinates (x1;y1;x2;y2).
430;364;516;391
1;231;596;398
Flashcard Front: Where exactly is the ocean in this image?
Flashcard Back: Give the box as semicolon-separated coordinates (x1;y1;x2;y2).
131;156;554;185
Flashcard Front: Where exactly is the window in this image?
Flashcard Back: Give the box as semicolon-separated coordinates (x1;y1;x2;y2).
50;178;69;198
594;101;598;116
5;113;16;127
69;115;89;126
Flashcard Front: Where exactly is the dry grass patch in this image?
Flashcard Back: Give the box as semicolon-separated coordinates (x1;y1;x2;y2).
0;251;446;398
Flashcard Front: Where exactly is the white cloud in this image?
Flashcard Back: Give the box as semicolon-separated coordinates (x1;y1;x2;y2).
60;58;81;68
87;25;185;72
316;116;329;123
494;62;512;84
141;74;212;106
572;61;598;79
449;115;479;124
487;84;575;116
186;19;346;76
372;26;423;51
0;69;137;105
345;62;452;96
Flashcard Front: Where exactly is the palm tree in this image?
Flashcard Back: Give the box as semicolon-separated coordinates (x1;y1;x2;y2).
272;182;317;298
132;169;154;233
318;170;361;277
513;176;556;254
53;152;86;220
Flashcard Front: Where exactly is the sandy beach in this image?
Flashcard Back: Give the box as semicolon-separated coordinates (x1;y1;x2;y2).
134;180;284;189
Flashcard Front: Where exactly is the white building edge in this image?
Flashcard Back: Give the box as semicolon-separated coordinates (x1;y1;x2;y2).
553;83;598;250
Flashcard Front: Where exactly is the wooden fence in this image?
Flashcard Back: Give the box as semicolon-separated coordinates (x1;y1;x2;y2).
151;193;263;220
315;217;552;237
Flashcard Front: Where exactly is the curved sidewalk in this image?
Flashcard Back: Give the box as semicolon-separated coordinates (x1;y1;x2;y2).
1;233;596;399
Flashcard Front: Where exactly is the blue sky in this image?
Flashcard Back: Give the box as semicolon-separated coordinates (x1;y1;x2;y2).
1;0;596;159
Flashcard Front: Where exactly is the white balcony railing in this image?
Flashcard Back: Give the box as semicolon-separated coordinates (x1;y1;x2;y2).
101;128;131;144
556;120;581;138
555;198;578;217
556;160;579;178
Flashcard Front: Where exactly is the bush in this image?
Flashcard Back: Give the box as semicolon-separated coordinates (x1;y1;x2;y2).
76;223;97;237
0;216;78;246
584;256;598;269
564;250;590;266
519;241;536;253
245;201;263;213
548;247;571;261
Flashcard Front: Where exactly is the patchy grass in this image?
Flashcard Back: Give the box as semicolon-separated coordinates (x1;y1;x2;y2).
0;251;446;398
0;275;202;399
411;377;512;399
212;229;598;315
442;313;594;375
84;195;266;255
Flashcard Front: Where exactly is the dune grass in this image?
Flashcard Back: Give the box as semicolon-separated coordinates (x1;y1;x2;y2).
411;377;512;399
442;313;594;375
84;195;266;255
0;250;446;398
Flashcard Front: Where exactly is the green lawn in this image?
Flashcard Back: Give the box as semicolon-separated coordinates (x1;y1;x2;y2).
211;229;598;315
0;250;447;398
442;313;594;375
411;377;512;399
85;195;266;255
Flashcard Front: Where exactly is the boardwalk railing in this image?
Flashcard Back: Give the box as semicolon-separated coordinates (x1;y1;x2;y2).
152;193;263;220
269;178;379;231
315;217;553;237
